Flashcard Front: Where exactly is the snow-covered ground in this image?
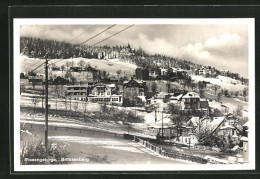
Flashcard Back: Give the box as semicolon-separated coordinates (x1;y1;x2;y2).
20;55;137;76
191;75;247;92
22;122;188;164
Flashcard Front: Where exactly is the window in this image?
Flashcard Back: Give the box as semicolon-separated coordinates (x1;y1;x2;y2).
244;143;247;151
112;98;118;101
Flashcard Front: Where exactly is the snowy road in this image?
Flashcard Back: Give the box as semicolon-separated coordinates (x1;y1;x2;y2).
22;122;190;165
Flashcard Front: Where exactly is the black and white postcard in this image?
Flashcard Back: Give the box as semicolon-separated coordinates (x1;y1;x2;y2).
13;18;255;171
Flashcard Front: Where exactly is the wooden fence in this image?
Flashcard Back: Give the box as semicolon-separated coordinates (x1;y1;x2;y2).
132;135;208;164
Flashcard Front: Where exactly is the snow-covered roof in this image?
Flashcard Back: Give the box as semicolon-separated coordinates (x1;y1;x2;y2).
220;125;235;130
137;96;146;102
243;121;249;127
240;136;248;142
182;92;200;99
187;117;200;127
169;94;183;100
161;68;168;72
106;84;115;88
65;85;88;87
210;117;225;132
188;116;224;133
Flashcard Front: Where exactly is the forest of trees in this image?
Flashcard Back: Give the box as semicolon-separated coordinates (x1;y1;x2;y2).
20;37;197;73
20;37;248;82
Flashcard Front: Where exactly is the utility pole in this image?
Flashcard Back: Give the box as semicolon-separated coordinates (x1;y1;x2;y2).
167;61;170;93
42;83;44;114
161;109;164;138
45;58;49;150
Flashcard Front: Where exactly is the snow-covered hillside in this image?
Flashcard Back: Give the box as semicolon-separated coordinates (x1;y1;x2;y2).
191;75;247;92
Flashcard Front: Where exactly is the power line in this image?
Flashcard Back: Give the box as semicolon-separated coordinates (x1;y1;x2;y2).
91;24;135;47
30;24;134;74
24;60;44;72
77;24;116;46
35;59;67;74
30;62;45;73
69;25;96;43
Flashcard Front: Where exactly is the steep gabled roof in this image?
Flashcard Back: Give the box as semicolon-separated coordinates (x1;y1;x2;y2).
182;92;200;99
187;117;200;127
123;78;145;88
188;116;225;134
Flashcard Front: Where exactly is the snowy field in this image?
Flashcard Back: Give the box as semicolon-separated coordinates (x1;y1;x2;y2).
20;55;137;76
191;75;247;92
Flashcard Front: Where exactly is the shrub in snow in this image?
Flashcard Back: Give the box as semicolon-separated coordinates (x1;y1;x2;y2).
20;127;70;165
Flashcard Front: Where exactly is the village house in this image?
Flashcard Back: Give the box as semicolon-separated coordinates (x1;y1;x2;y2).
28;75;43;85
69;66;99;82
147;117;175;138
181;116;226;146
198;66;212;77
219;122;238;138
225;113;237;125
119;43;135;57
159;68;168;76
65;85;89;101
52;66;61;71
98;50;119;59
123;77;146;106
168;93;184;104
220;69;230;76
199;99;210;116
181;92;200;111
87;84;123;105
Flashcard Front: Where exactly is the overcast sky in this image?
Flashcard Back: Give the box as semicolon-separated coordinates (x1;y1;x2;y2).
21;24;249;77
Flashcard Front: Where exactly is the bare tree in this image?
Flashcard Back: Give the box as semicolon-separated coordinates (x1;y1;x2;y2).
73;101;79;115
71;76;76;85
151;82;158;93
65;61;70;80
234;105;243;125
61;65;65;77
31;98;40;115
243;87;248;102
69;95;72;115
167;103;184;141
81;101;87;120
217;92;222;102
213;85;219;95
78;60;86;71
116;70;122;81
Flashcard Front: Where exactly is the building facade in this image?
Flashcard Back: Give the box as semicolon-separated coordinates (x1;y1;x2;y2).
28;76;43;85
87;84;123;105
65;85;89;101
181;92;200;110
123;77;146;106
